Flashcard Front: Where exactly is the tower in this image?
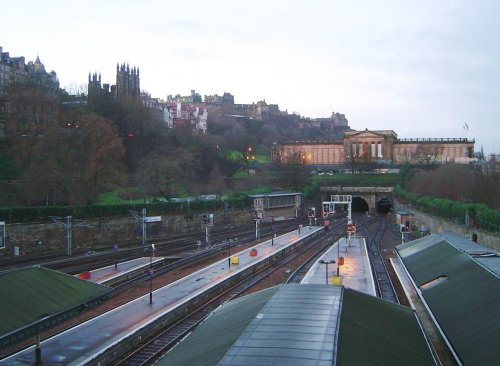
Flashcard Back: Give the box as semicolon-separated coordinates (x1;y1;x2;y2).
116;62;140;100
87;72;102;98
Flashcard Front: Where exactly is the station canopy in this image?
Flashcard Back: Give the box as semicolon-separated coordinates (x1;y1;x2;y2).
157;284;435;366
0;266;111;348
396;232;500;365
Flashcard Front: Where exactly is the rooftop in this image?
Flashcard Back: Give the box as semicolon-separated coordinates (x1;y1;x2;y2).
396;233;500;365
0;266;111;348
158;284;435;365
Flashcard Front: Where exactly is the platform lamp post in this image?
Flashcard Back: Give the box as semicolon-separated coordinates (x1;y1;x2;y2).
112;228;118;269
149;243;155;304
319;259;335;285
113;243;118;270
228;239;231;267
337;238;341;276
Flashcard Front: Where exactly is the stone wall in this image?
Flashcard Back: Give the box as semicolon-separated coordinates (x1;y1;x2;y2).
1;209;255;257
395;203;500;251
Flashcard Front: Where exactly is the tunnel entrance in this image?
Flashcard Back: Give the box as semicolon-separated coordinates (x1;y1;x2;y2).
377;198;392;214
352;197;369;213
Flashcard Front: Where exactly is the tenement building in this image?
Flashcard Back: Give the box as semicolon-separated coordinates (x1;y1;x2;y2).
0;47;59;96
276;129;475;165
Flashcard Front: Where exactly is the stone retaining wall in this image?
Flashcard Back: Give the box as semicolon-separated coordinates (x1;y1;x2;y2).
396;203;500;251
1;209;255;257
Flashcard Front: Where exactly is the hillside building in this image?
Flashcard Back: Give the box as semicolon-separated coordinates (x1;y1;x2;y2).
276;129;475;165
0;47;59;96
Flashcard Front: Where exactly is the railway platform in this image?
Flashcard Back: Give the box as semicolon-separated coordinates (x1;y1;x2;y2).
1;226;323;366
302;235;377;297
84;256;168;284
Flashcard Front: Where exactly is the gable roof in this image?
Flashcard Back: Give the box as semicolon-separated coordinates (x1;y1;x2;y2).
0;267;111;348
396;233;500;365
344;129;398;139
158;284;435;365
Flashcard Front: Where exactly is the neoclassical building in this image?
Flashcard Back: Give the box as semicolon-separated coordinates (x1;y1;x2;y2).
276;129;475;165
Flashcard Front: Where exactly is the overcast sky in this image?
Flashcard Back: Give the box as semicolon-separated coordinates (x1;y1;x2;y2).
3;0;499;154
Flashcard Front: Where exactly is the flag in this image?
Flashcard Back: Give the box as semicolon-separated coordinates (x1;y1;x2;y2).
463;122;469;131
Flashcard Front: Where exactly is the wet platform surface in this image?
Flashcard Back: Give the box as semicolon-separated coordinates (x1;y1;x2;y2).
88;256;167;284
302;236;376;296
1;226;322;366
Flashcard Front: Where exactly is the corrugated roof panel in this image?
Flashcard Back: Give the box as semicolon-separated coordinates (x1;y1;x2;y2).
337;288;435;366
396;233;500;365
476;256;500;277
218;284;341;366
158;284;437;365
158;286;280;366
0;266;110;344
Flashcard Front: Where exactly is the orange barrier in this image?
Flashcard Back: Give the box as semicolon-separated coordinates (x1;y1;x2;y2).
78;271;91;280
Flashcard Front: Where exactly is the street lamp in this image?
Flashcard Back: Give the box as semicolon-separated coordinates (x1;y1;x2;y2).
113;230;118;270
113;243;118;270
337;237;341;276
149;243;155;304
228;240;231;267
319;259;335;284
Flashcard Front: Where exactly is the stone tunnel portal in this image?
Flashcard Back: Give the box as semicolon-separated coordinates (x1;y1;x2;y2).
352;197;369;213
377;198;392;214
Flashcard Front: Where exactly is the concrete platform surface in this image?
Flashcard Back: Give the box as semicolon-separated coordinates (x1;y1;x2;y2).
302;236;376;297
1;227;322;366
87;256;167;284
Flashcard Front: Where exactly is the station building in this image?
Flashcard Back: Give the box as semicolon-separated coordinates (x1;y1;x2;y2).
248;192;302;222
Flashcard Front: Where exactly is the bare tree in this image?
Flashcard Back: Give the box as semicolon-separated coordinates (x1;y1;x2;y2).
273;148;310;191
415;143;444;164
136;148;196;200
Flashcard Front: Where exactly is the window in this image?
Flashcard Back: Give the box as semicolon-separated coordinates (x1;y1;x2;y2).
371;143;376;157
377;143;383;158
420;275;448;290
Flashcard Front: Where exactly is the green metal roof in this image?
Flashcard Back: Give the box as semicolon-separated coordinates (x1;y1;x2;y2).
158;284;435;365
0;266;111;347
396;233;500;365
337;288;435;366
158;286;279;366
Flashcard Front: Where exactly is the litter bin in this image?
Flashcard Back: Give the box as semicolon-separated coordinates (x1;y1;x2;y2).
231;255;239;265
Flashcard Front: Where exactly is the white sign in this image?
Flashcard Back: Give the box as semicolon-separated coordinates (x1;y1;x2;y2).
145;216;162;223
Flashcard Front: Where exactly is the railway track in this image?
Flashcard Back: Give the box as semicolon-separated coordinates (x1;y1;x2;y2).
359;215;400;303
285;220;347;284
0;219;305;274
113;228;331;365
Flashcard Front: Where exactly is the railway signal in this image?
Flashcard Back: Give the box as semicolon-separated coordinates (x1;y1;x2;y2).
400;221;410;244
203;213;214;246
322;203;330;218
347;222;356;234
254;210;263;240
308;207;316;226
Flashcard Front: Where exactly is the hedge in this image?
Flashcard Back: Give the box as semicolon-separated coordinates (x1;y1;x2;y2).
0;196;251;224
395;185;500;233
